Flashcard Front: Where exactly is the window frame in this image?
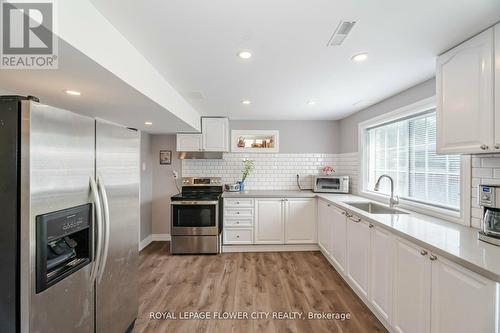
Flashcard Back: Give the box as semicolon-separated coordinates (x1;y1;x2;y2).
358;97;471;225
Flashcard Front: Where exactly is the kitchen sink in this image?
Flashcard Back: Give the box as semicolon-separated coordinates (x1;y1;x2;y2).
344;202;408;215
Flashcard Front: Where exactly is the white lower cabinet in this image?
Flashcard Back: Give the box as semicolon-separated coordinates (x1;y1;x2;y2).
290;199;500;333
393;237;431;333
346;216;370;298
430;255;496;333
330;205;347;273
284;198;316;244
369;224;393;324
254;198;284;244
317;199;332;255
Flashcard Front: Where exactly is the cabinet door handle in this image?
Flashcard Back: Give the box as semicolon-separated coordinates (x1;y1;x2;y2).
350;217;361;223
495;144;500;150
236;221;240;224
369;224;374;228
420;249;428;256
341;211;345;215
236;235;240;238
236;212;240;214
480;144;489;150
429;254;437;261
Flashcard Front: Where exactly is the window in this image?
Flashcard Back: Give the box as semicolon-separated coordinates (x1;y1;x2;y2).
360;98;470;222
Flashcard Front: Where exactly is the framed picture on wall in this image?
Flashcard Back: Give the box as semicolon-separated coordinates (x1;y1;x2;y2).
159;150;172;165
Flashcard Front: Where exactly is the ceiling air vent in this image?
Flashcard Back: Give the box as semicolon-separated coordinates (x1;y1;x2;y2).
327;20;356;47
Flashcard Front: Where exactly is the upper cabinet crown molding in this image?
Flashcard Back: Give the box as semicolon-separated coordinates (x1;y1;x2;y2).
436;25;497;154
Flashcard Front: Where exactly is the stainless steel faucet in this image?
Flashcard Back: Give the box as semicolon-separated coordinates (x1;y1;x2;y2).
374;174;399;208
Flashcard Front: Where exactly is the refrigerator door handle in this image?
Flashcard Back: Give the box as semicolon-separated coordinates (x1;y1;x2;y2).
89;176;104;285
97;175;111;283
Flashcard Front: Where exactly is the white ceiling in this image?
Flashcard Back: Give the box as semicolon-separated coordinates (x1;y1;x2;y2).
90;0;500;121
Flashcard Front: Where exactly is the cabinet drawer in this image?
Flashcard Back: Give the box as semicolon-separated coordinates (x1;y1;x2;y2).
224;218;253;227
224;208;253;218
224;198;254;207
224;228;253;244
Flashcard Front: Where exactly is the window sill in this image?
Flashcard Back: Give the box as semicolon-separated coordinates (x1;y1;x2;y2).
358;190;467;226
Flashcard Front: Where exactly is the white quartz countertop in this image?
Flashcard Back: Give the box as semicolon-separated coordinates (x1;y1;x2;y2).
222;190;317;198
223;190;500;282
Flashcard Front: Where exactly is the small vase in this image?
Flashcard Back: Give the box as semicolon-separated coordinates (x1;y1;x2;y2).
238;181;245;192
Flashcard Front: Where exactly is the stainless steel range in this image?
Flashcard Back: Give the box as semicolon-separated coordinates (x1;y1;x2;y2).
170;177;223;254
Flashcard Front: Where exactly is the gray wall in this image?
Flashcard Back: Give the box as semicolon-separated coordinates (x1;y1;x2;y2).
151;134;181;235
338;78;436;153
230;120;340;153
140;132;153;242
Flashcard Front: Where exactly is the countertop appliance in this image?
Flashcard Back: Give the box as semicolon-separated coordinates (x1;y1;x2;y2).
171;177;223;254
312;175;349;193
0;96;139;333
478;184;500;246
224;183;241;192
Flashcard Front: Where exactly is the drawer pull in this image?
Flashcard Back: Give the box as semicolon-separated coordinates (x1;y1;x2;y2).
480;144;488;150
236;235;240;238
429;254;437;261
369;224;374;228
420;250;428;256
236;212;240;214
236;221;240;224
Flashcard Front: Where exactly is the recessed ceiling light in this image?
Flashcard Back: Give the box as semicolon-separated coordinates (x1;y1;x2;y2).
307;100;316;105
351;53;368;63
240;100;251;105
237;51;253;59
144;121;153;126
64;90;81;96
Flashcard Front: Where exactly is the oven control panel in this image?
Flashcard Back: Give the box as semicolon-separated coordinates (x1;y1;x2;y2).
182;177;222;186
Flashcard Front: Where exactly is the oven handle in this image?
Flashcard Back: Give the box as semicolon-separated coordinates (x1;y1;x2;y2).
171;201;219;205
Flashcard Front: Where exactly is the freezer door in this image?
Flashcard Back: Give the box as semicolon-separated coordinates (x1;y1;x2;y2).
95;119;139;333
28;102;95;333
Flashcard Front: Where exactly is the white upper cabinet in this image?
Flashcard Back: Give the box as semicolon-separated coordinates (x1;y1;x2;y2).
201;117;229;152
392;238;431;333
254;198;284;244
430;255;496;333
495;24;500;150
436;27;495;154
284;198;316;244
346;216;370;298
176;133;202;152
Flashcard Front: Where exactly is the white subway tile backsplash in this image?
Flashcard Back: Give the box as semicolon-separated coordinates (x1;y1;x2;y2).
470;155;500;229
472;168;493;178
182;152;359;193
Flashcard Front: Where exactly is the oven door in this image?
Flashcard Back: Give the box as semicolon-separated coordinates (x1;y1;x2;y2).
171;201;219;236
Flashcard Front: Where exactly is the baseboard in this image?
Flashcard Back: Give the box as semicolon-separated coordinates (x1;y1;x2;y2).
139;235;152;251
152;234;171;241
222;244;319;253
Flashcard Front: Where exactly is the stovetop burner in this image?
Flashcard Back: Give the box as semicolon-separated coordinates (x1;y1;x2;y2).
170;193;222;201
170;177;223;202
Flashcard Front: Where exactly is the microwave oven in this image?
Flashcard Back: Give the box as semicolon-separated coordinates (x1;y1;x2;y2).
313;175;349;193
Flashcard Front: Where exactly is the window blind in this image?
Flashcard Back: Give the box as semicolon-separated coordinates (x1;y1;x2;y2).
366;110;461;211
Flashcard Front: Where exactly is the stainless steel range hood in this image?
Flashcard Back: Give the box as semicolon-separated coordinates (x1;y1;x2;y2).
177;151;223;159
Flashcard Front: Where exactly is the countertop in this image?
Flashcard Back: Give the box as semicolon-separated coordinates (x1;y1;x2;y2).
222;190;316;198
223;190;500;283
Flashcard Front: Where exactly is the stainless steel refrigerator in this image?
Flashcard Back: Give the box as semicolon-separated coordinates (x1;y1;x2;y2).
0;96;140;333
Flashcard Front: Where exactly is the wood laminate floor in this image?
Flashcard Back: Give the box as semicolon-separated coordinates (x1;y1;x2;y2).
133;242;387;333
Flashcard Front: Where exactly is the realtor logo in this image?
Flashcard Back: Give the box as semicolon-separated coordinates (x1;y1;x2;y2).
1;0;58;69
